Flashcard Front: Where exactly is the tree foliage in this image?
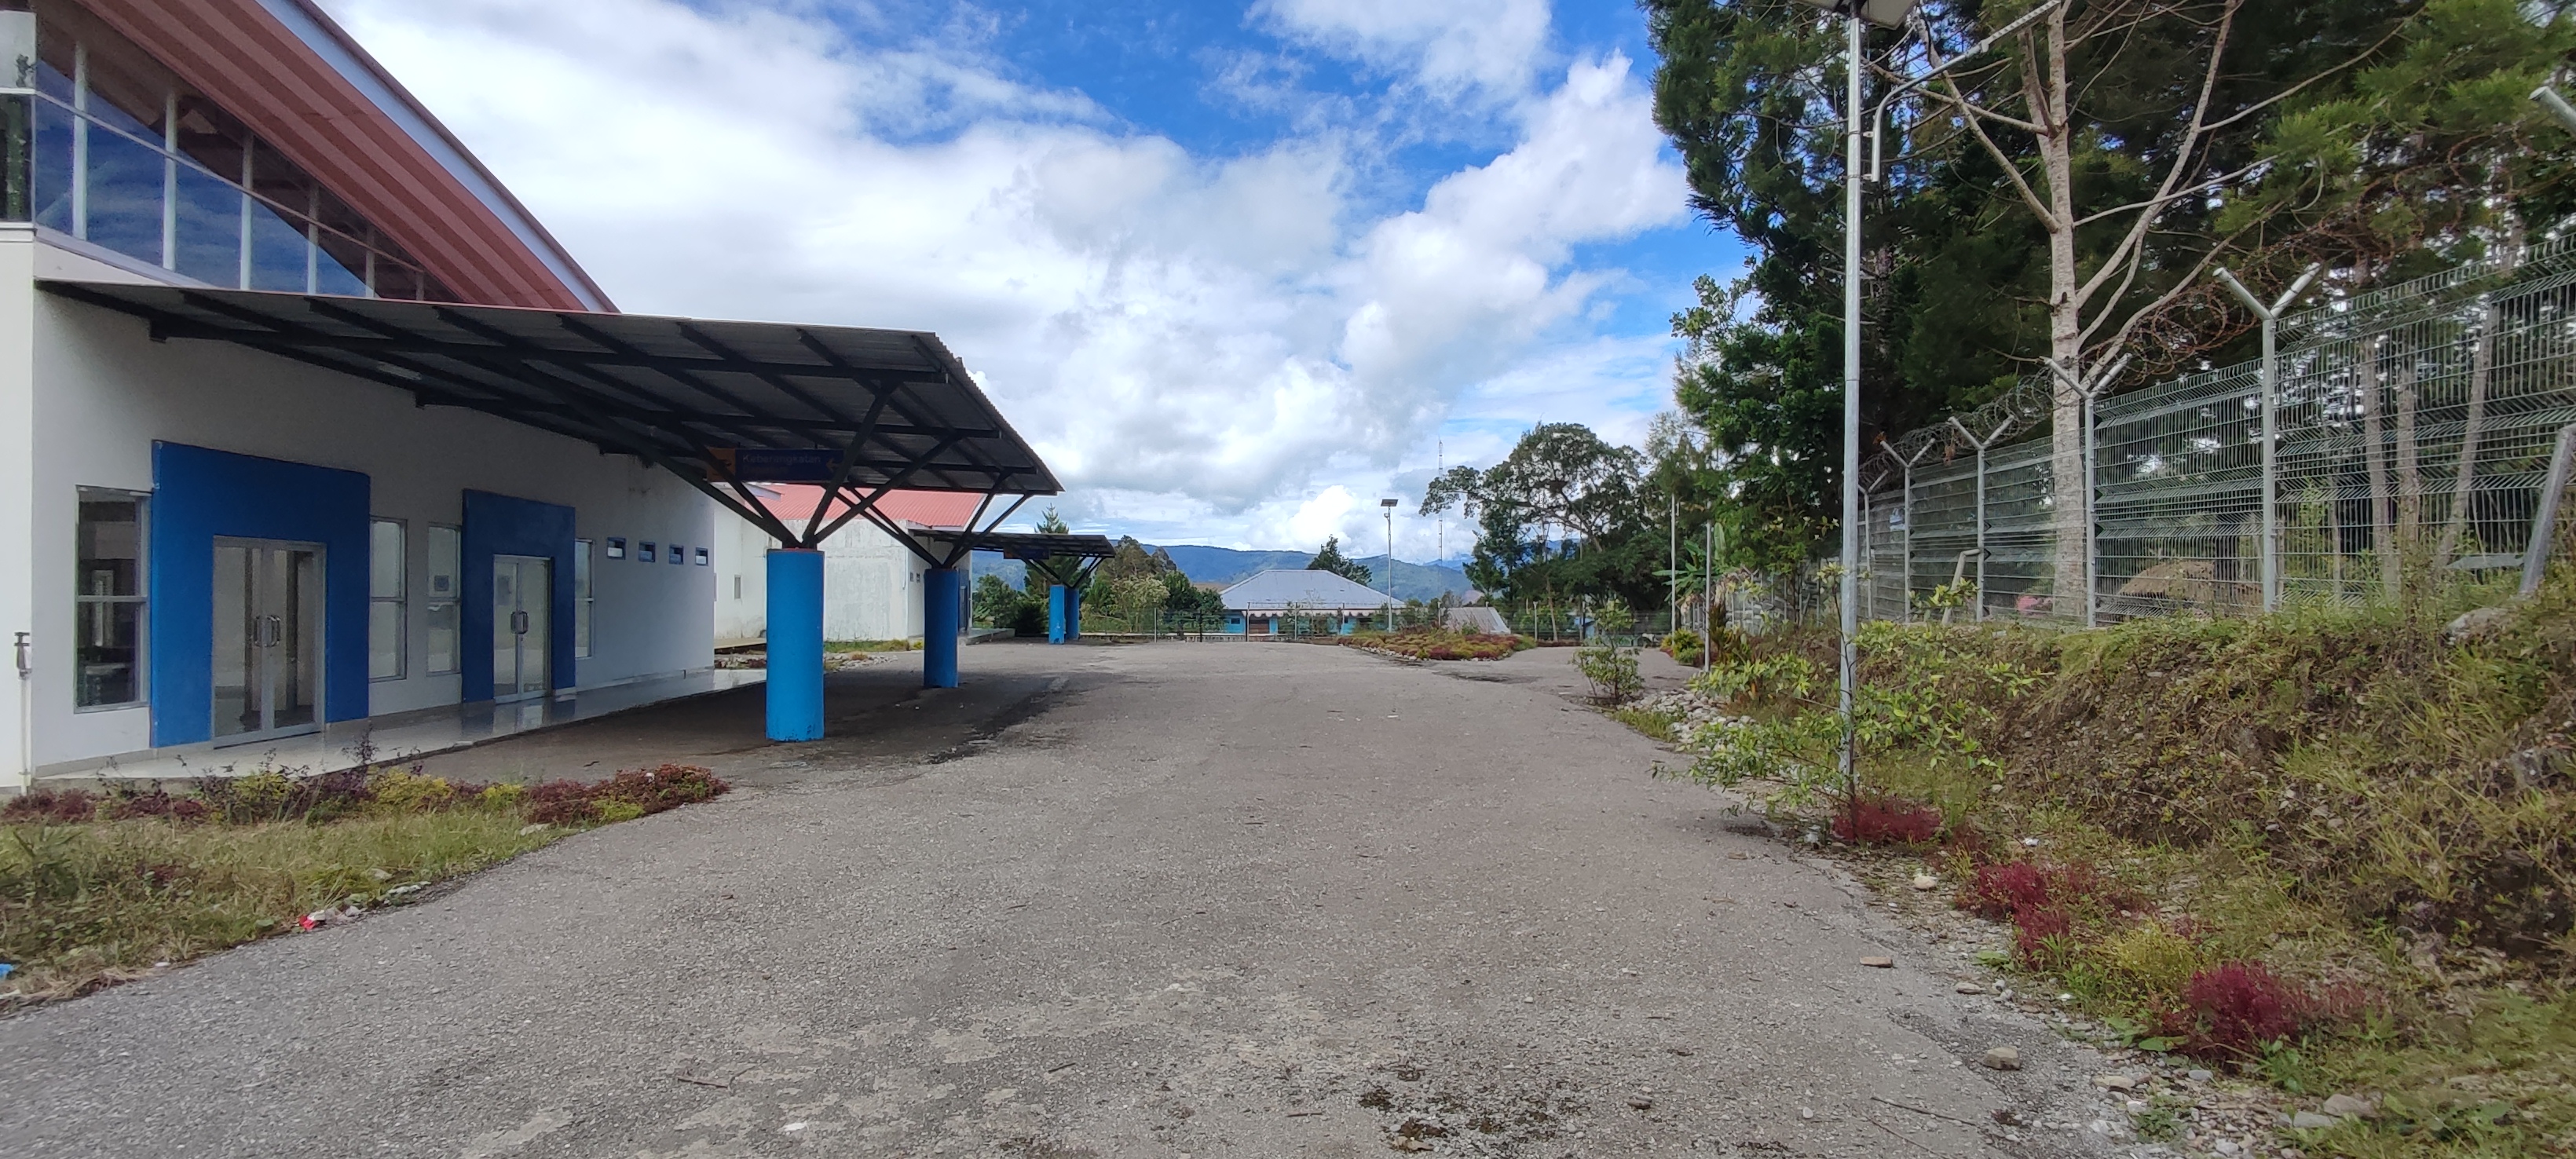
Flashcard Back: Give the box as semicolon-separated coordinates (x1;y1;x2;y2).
1305;536;1375;586
1639;0;2527;564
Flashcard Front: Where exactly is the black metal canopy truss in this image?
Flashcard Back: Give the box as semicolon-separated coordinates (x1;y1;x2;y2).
42;280;1061;550
917;531;1117;589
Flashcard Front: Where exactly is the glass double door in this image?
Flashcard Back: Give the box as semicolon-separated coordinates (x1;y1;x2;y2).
492;554;552;702
212;539;324;742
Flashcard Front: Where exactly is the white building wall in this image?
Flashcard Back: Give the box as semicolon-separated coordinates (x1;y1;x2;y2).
708;509;928;644
1;228;36;787
26;249;715;770
712;501;770;645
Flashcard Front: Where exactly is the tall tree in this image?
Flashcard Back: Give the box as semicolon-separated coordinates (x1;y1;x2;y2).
1306;536;1375;586
1422;423;1659;607
1645;0;2419;591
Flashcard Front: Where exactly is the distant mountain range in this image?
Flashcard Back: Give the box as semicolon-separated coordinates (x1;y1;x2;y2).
969;545;1476;602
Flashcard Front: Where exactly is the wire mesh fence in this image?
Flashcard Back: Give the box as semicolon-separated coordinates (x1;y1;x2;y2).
1857;238;2576;624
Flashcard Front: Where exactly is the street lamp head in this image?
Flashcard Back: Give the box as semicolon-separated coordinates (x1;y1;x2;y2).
1793;0;1916;28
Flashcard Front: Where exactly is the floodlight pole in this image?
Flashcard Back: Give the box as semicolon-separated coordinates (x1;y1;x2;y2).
1381;498;1399;632
1836;8;1867;799
2214;265;2321;613
2536;86;2576;134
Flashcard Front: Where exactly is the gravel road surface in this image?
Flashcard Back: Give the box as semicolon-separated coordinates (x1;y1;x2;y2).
1;642;2139;1157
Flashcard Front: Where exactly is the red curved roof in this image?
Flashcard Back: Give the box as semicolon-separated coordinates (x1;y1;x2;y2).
73;0;612;312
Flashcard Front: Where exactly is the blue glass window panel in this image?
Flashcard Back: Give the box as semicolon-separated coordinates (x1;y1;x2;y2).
84;85;157;143
36;59;68;103
247;197;307;291
314;229;365;297
83;123;163;265
31;96;70;232
172;163;239;286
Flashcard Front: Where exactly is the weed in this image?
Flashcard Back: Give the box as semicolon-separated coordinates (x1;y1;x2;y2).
2;789;100;824
1830;794;1944;846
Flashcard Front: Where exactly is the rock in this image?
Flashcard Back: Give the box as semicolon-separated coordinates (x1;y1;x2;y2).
1391;1138;1432;1153
1860;956;1895;968
2093;1074;2139;1091
2445;605;2515;645
2214;1140;2242;1155
1955;982;1986;995
1981;1047;2021;1071
1990;1109;2026;1127
2322;1093;2379;1120
2289;1111;2339;1130
518;822;552;836
1627;1097;1653;1111
2187;1069;2214;1082
1911;874;1939;890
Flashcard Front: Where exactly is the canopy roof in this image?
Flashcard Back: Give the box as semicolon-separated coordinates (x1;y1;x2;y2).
43;282;1062;519
927;532;1119;561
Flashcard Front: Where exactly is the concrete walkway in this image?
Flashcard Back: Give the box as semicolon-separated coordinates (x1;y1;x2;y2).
0;642;2131;1157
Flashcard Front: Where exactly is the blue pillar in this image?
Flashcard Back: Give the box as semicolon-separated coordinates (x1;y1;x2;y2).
766;549;824;741
1047;584;1070;644
923;565;962;689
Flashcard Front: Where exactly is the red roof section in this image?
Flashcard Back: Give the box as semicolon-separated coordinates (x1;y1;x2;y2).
77;0;610;311
758;486;985;533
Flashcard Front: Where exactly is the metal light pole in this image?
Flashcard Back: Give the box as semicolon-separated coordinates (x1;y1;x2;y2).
2215;265;2321;613
1796;0;1907;798
2537;86;2576;133
1381;497;1399;632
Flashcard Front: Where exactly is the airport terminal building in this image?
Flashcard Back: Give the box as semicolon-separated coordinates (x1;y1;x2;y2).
1;0;1053;786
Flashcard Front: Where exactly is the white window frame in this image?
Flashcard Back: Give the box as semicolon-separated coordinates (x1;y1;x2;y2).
368;517;405;681
72;486;148;711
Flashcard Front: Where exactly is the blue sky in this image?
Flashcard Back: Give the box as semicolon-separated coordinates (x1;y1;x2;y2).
324;0;1745;557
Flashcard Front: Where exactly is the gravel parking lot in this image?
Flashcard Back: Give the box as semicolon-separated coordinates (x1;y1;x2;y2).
0;641;2136;1157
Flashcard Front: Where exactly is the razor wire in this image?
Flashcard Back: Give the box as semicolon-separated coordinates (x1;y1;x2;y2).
1856;240;2576;625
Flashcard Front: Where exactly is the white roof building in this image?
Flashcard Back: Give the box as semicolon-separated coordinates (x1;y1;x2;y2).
1220;569;1398;614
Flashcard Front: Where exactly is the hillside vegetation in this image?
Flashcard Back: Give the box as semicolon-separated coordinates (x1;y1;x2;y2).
1651;577;2576;1156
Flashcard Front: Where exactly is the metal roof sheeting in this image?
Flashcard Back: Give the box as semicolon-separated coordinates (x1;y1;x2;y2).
42;280;1060;497
1220;569;1397;612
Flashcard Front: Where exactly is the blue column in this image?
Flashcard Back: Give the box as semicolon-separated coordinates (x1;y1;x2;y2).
923;565;962;689
1047;584;1069;644
766;549;824;741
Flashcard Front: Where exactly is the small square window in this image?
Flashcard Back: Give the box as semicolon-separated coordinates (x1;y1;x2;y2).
606;536;626;561
639;541;656;563
670;544;686;566
693;547;709;566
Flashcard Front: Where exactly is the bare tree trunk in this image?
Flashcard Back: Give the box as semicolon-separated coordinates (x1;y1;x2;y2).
2036;14;2088;611
2358;335;2399;600
2435;295;2500;569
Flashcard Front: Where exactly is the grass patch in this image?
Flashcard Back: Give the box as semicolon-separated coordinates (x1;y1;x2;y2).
825;638;915;653
1343;627;1535;661
1;764;729;1005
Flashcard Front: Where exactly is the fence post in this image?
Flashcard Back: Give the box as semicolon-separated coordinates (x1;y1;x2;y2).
2519;423;2576;598
1899;459;1913;623
2217;265;2321;613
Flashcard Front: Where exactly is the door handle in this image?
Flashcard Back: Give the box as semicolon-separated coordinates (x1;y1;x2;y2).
510;609;530;635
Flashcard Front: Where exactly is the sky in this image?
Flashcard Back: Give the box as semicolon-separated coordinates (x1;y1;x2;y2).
317;0;1746;558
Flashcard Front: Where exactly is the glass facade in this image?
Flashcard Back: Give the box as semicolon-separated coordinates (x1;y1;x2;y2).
15;2;452;299
3;5;31;221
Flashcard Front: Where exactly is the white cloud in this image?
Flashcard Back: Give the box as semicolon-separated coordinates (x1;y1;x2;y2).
1254;0;1553;101
320;0;1688;550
